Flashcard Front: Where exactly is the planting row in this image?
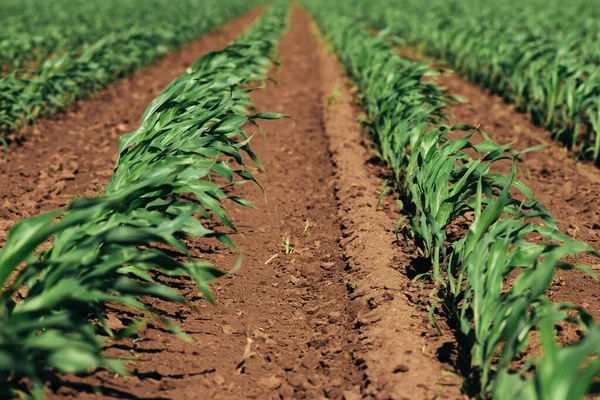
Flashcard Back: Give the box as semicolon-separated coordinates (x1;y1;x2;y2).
0;0;262;143
0;0;246;72
0;1;289;399
304;1;600;398
333;0;600;163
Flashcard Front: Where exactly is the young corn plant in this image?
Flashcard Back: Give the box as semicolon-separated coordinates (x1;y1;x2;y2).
494;321;600;400
451;185;598;393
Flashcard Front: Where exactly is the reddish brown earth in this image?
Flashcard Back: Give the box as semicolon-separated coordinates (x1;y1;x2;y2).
2;5;598;400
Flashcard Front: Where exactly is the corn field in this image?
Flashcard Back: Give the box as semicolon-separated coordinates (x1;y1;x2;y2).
0;0;262;143
0;0;598;399
303;0;600;398
324;0;600;164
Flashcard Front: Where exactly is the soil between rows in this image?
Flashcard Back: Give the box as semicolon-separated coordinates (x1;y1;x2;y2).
42;6;463;399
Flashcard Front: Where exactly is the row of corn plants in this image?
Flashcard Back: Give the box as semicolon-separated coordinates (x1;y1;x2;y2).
303;2;600;398
0;1;290;398
325;0;600;164
0;0;263;143
0;0;256;72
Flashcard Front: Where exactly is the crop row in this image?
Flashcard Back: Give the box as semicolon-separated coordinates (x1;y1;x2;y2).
0;0;263;144
330;0;600;163
0;0;257;72
303;2;600;398
0;1;289;399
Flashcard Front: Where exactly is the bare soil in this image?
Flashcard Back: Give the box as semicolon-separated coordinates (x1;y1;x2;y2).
0;6;598;400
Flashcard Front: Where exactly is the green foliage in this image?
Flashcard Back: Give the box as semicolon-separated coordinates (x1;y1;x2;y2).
0;0;257;72
304;2;600;399
326;0;600;162
0;0;263;139
0;2;290;398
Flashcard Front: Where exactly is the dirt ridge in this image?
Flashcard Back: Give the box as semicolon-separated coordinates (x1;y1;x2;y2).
317;27;465;400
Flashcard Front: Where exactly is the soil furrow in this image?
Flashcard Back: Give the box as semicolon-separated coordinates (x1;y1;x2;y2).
0;7;263;245
316;26;465;399
50;6;366;399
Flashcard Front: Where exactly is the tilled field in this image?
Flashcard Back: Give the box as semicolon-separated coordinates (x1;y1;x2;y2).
1;4;599;400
